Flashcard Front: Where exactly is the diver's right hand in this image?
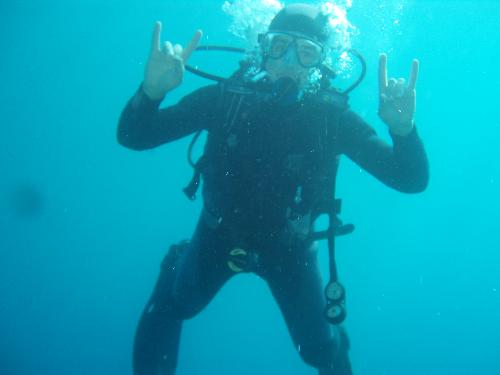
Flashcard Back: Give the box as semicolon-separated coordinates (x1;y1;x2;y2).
142;22;202;100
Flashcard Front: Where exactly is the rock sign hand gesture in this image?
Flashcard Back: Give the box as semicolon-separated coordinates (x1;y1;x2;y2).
143;22;202;100
378;53;420;136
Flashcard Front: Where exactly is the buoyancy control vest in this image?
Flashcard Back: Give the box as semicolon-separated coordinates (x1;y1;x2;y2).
184;65;351;238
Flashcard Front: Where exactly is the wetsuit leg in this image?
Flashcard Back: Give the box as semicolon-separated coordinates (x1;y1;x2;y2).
261;242;353;375
133;217;234;375
133;246;182;375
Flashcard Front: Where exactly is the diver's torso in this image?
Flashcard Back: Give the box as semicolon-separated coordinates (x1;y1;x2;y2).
202;87;341;238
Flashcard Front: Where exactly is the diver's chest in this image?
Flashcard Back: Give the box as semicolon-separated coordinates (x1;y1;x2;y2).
224;110;325;158
210;109;328;179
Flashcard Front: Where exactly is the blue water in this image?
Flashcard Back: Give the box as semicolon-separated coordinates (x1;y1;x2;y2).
1;1;499;374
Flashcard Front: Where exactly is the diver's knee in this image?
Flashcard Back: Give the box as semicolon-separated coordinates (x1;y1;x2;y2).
150;240;198;319
161;240;189;271
160;239;210;320
170;288;205;320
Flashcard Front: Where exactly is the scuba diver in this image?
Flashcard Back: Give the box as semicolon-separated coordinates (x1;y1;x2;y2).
117;3;429;375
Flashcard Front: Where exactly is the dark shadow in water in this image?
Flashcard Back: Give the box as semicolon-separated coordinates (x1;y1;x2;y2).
7;182;44;218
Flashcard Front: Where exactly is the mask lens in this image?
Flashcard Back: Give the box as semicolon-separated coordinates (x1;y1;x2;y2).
266;33;293;59
296;38;323;67
262;32;324;68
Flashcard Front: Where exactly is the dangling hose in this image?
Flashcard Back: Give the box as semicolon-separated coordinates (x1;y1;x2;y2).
185;45;367;95
185;46;246;83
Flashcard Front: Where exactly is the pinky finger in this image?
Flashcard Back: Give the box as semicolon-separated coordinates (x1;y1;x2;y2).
408;59;419;90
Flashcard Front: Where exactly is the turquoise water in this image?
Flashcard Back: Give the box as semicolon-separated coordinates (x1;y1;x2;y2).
1;1;499;374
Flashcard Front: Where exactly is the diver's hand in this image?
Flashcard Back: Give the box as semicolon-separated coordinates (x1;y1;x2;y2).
143;21;202;100
378;53;419;136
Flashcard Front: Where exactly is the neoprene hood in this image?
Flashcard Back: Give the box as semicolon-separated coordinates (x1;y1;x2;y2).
268;3;330;43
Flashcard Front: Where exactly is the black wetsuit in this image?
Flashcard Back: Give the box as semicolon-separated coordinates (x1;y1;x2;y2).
117;81;428;375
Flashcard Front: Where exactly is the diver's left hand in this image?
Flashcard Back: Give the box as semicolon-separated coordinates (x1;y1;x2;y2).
378;53;419;136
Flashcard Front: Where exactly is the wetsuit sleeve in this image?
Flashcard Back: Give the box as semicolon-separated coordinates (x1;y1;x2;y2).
336;110;429;193
117;84;220;150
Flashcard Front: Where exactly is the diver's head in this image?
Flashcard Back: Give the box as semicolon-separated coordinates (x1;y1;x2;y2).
259;3;329;83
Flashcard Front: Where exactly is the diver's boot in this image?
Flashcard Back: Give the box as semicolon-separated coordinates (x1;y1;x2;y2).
318;326;353;375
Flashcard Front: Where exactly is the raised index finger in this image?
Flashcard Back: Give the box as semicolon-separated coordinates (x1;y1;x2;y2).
181;30;203;63
407;58;420;91
150;21;161;53
378;53;388;95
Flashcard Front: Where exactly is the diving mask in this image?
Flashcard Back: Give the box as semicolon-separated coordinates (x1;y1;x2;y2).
259;31;325;68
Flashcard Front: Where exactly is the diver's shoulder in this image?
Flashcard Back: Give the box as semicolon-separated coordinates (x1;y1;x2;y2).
195;83;223;95
183;83;225;103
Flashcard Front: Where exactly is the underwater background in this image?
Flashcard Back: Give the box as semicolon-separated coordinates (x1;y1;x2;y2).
1;0;499;374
